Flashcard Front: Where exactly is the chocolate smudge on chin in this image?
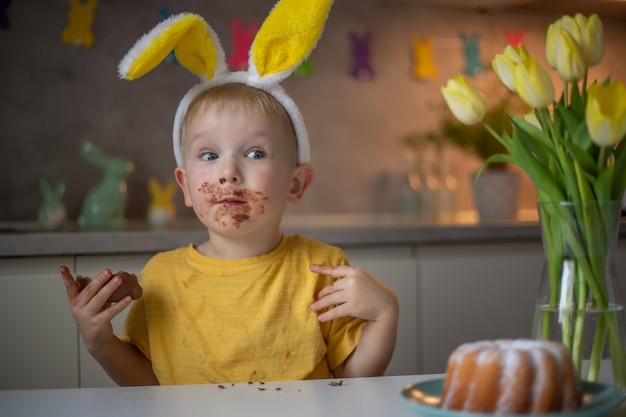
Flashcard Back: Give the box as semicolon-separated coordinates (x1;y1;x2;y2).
198;182;267;228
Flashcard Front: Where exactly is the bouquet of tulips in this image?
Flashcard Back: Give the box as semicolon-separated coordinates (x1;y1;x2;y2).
441;14;626;387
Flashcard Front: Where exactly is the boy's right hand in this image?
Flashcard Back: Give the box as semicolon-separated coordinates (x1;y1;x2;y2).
59;265;133;354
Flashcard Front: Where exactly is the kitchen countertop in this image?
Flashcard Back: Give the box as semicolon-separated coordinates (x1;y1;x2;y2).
1;213;625;257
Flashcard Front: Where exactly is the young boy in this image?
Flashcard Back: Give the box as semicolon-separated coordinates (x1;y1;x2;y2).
60;4;398;386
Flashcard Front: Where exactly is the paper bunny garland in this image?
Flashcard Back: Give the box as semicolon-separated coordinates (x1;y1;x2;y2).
118;0;334;166
504;28;525;47
349;32;374;80
228;18;259;70
459;31;484;76
410;34;438;80
61;0;98;48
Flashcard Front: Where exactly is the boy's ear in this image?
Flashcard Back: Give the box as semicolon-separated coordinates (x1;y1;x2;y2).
287;163;314;205
174;167;193;208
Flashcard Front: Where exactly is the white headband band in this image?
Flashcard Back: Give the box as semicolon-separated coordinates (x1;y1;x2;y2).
117;1;334;166
171;72;310;166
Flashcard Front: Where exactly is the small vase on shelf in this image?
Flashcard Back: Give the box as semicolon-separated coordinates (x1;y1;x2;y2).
531;200;626;390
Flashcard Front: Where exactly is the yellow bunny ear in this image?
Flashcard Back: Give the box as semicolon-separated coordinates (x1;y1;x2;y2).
249;0;333;82
118;13;226;81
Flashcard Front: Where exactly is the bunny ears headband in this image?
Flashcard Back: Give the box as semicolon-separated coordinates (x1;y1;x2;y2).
118;0;334;166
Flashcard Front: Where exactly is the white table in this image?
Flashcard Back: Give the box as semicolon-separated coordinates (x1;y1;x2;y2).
0;375;433;417
3;374;625;417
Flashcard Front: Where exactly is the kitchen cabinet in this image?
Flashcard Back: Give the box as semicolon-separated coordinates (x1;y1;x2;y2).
0;257;78;390
418;240;626;374
417;242;545;374
344;246;419;376
75;254;152;388
0;237;623;389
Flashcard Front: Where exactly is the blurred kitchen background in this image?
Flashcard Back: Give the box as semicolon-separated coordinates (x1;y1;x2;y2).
2;0;626;224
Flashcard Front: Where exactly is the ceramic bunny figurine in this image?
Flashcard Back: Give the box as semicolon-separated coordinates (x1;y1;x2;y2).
78;139;134;231
147;177;176;229
38;178;67;230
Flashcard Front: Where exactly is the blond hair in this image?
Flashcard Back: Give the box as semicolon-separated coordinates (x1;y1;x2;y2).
182;83;298;161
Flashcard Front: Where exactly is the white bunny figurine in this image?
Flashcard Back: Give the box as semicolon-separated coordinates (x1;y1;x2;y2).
38;178;67;230
77;139;135;231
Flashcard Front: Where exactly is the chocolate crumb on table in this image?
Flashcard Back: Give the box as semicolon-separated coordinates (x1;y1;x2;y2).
328;380;344;386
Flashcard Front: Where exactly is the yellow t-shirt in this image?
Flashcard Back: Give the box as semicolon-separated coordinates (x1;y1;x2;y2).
121;234;365;385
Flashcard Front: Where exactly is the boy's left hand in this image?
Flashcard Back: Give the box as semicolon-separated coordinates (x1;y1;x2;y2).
309;264;398;323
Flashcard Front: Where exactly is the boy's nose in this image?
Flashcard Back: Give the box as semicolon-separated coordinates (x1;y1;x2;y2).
219;176;239;184
218;157;242;184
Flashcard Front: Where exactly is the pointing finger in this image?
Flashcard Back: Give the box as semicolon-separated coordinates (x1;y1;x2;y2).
310;264;354;279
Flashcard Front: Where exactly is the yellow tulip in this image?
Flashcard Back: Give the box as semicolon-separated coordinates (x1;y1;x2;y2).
559;15;583;44
523;112;542;130
585;80;626;147
546;20;586;81
575;13;604;67
492;45;524;93
441;75;488;125
514;55;555;109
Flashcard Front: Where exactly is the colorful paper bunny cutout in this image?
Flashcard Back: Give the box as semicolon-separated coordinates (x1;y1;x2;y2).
61;0;98;48
504;29;525;47
118;0;334;166
38;178;67;230
349;31;374;80
147;177;177;229
410;34;438;80
294;58;314;77
228;18;259;71
78;139;134;231
0;0;10;30
459;32;484;77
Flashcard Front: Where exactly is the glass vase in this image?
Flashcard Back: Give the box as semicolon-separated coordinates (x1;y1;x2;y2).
531;200;626;390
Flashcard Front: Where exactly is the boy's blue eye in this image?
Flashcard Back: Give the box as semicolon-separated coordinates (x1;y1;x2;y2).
246;150;265;159
201;151;218;161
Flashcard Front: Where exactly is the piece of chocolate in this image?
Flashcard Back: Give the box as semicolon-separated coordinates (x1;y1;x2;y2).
76;271;142;302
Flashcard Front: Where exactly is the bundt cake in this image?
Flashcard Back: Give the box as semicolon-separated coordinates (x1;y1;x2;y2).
439;339;582;414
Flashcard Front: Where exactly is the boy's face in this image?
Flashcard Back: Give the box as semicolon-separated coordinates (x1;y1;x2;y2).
175;104;312;236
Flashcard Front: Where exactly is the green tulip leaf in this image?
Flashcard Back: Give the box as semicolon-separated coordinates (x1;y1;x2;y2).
611;139;626;200
575;162;596;203
512;129;565;201
594;163;614;202
560;151;582;202
561;137;597;177
556;103;583;140
474;154;516;182
569;82;584;118
571;120;593;151
510;116;557;163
